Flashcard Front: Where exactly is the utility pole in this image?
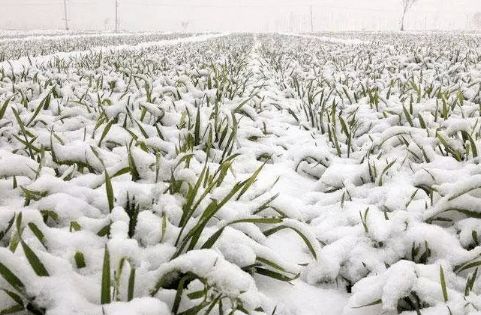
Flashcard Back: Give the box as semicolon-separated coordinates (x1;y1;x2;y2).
63;0;69;31
115;0;119;33
309;5;313;33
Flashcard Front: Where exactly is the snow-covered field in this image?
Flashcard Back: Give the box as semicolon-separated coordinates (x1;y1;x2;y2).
0;31;481;315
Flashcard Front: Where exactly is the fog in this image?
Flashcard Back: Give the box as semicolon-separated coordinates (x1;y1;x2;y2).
1;0;481;32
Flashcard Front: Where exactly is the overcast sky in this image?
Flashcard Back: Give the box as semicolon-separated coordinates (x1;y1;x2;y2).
1;0;481;32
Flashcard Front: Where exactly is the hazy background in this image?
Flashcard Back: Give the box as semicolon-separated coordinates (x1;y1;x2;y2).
1;0;481;32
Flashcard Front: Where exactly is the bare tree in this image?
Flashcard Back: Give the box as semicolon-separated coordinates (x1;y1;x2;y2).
473;12;481;30
400;0;418;31
181;21;190;33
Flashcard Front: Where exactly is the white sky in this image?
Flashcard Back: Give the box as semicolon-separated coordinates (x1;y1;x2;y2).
1;0;481;32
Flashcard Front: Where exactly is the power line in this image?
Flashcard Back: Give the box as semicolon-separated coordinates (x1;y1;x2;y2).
2;1;471;15
117;1;400;13
1;0;98;6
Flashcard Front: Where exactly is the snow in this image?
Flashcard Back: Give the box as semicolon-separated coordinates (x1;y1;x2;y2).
0;33;227;74
282;33;369;46
1;30;481;315
257;277;349;315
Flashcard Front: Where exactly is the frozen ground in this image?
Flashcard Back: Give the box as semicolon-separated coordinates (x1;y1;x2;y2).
0;31;481;315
